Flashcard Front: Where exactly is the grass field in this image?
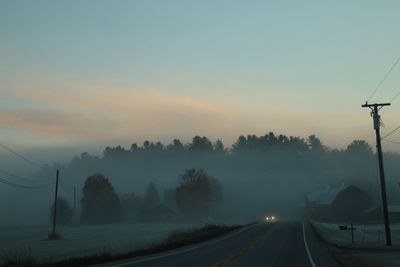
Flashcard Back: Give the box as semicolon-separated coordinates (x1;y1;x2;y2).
311;221;400;247
0;223;200;264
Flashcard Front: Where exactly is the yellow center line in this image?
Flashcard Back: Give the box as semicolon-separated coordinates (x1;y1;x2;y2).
208;223;279;267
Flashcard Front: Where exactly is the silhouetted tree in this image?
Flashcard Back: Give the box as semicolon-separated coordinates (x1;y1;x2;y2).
167;139;186;153
70;152;100;170
346;140;373;155
81;173;124;224
175;169;214;219
139;182;170;222
308;135;325;153
130;143;140;153
142;141;164;153
120;193;143;221
142;182;161;208
287;136;309;153
188;136;213;153
39;131;400;223
213;140;226;154
49;197;73;225
231;132;309;154
232;135;248;153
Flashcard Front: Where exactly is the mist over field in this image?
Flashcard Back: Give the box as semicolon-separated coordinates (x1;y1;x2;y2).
2;1;400;228
3;2;400;266
1;133;399;226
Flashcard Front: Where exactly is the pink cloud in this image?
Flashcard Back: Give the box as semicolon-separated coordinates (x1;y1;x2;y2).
0;79;375;149
0;82;248;145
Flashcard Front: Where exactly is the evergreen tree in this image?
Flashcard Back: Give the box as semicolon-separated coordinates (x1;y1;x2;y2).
142;182;160;209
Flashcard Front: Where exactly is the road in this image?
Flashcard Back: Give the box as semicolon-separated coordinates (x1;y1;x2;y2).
94;221;341;267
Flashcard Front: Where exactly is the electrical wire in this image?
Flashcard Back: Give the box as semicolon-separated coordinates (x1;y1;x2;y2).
367;56;400;102
381;89;400;113
383;139;400;145
0;175;53;189
0;145;59;190
389;90;400;103
0;143;43;169
0;168;53;184
381;126;400;140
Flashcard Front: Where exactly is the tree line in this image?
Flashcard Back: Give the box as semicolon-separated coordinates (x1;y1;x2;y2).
51;168;221;225
40;132;400;222
66;133;376;161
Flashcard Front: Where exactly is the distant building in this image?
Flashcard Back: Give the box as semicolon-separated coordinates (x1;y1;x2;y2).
305;184;373;222
306;184;346;206
362;205;400;223
305;184;345;221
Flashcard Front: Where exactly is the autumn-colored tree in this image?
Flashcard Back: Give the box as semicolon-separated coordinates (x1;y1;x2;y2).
81;173;124;224
175;169;214;219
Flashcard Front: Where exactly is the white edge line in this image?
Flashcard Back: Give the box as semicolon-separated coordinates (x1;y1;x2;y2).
108;223;263;267
302;221;317;267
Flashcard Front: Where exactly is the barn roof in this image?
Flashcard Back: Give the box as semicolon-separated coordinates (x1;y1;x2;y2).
306;184;346;205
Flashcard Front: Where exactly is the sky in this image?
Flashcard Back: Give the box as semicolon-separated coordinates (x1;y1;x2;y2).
1;0;400;161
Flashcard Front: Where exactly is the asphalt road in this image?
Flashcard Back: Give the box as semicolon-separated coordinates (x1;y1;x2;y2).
95;221;341;267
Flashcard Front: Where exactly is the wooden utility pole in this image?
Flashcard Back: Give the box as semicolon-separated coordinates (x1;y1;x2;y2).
51;170;59;237
361;102;392;246
73;186;77;223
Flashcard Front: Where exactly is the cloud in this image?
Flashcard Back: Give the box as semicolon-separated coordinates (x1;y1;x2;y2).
0;81;249;145
0;79;377;150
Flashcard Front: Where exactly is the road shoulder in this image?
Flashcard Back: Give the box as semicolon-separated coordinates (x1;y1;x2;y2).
303;221;345;267
308;221;400;267
90;223;262;267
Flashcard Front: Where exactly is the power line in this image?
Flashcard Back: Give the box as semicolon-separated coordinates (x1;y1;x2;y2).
389;90;400;103
0;168;53;184
0;175;53;189
381;125;400;140
0;143;43;169
367;56;400;102
381;89;400;113
383;139;400;145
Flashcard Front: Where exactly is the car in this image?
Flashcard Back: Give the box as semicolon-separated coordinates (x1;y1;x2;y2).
265;215;277;222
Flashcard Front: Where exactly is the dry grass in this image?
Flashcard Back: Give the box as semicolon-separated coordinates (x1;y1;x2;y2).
1;224;241;267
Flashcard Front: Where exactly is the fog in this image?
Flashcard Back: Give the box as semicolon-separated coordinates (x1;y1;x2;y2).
1;132;399;226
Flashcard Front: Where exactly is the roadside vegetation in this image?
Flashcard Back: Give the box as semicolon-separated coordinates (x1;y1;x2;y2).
0;224;242;267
